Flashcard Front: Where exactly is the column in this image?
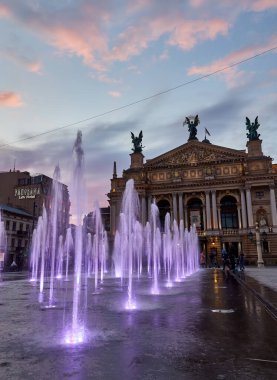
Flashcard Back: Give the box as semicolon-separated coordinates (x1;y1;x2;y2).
211;191;218;229
173;193;178;222
203;207;206;230
178;193;184;223
246;188;254;227
217;207;222;229
237;206;242;229
141;196;146;225
270;186;277;226
205;191;211;230
240;189;247;228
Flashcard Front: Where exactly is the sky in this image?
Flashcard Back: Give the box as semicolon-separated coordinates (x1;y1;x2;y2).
0;0;276;213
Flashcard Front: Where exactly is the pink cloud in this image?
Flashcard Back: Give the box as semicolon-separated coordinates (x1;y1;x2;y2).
251;0;277;11
0;4;10;17
110;15;228;62
27;61;43;74
187;34;277;87
0;92;24;107
2;49;43;74
38;22;108;72
168;18;229;50
108;91;122;97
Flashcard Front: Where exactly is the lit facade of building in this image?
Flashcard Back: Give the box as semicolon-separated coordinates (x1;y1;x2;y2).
0;204;33;269
108;122;277;266
0;170;70;268
0;170;70;231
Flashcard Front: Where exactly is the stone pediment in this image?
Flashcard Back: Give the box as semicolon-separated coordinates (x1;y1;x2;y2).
145;141;246;168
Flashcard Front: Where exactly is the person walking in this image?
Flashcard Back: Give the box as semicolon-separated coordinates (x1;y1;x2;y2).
200;251;206;268
239;252;245;271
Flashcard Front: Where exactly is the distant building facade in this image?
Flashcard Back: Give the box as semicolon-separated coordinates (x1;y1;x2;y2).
0;204;33;269
108;119;277;266
0;170;70;268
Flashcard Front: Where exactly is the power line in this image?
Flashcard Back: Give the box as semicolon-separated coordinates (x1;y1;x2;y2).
1;44;276;150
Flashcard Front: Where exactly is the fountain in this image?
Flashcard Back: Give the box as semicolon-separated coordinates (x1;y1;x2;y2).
28;130;200;346
0;209;6;271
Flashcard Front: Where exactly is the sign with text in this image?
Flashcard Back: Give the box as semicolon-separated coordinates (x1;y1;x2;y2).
14;187;40;199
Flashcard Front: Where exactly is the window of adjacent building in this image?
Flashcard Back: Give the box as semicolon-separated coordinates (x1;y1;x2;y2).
11;238;15;247
6;220;10;230
26;224;30;232
157;199;171;231
12;221;16;231
220;196;238;229
25;240;28;247
18;239;22;248
187;198;203;230
19;223;23;231
256;191;264;199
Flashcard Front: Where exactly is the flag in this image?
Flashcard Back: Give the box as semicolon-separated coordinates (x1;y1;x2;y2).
205;128;211;136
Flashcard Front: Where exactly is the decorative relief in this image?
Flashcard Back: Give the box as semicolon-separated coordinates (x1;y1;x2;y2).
149;147;244;167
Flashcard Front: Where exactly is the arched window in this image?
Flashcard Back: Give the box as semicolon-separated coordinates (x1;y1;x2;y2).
220;196;238;229
187;198;203;230
157;199;171;230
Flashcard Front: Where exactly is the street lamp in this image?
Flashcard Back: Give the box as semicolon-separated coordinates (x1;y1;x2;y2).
255;222;264;268
247;223;265;267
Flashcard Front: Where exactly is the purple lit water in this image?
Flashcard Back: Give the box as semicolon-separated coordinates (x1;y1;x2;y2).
28;133;199;346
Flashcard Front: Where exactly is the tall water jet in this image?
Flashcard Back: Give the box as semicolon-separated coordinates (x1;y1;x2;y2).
48;165;63;306
56;235;64;279
39;207;48;296
64;227;73;280
163;213;173;287
116;179;141;309
68;130;86;344
90;203;107;291
150;203;161;294
0;210;6;271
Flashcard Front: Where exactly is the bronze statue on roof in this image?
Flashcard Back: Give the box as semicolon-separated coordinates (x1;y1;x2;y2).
183;115;199;141
131;131;144;153
246;116;260;141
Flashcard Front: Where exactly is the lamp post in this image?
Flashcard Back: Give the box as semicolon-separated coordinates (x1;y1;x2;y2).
255;222;264;268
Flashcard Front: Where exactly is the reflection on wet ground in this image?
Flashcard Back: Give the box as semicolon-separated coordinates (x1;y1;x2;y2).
0;269;277;379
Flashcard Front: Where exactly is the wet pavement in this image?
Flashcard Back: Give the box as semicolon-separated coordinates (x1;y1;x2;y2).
0;269;277;380
234;267;277;321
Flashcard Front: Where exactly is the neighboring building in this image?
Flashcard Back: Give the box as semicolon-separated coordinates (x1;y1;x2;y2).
0;204;33;270
0;170;70;269
0;170;70;232
108;117;277;265
84;207;111;235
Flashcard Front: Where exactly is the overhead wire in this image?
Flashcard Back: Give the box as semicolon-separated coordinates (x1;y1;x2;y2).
0;44;276;150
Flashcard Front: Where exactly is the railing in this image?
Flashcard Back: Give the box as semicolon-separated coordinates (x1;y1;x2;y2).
221;229;239;235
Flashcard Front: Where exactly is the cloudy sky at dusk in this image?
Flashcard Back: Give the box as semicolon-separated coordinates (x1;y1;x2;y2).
0;0;276;212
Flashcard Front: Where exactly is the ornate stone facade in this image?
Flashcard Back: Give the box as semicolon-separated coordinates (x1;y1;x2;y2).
108;137;277;265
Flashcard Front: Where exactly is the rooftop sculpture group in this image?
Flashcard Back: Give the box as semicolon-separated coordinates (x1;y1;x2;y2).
246;116;260;141
183;115;199;141
131;131;144;153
